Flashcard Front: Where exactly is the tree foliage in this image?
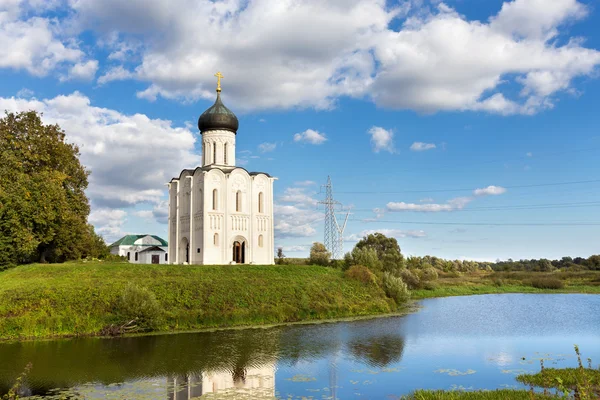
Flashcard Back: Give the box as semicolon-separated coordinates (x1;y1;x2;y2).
353;233;405;274
309;242;330;266
0;111;106;266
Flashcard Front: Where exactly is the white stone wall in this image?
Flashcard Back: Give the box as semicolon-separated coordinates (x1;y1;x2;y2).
111;245;169;264
202;130;236;166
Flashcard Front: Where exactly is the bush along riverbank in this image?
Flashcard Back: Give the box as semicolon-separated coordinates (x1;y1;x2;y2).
0;263;398;341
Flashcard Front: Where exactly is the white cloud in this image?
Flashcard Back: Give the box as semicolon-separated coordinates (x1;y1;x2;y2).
294;129;327;145
258;142;277;153
274;185;323;238
410;142;436;152
71;0;393;110
3;0;599;114
59;0;600;115
490;0;587;40
0;1;85;76
274;204;323;239
368;126;396;153
278;187;318;208
387;184;508;212
98;65;135;85
0;92;199;212
387;196;472;212
16;88;34;98
473;185;507;196
134;210;154;219
151;201;169;224
88;208;127;242
62;59;99;81
278;245;310;252
370;1;600;114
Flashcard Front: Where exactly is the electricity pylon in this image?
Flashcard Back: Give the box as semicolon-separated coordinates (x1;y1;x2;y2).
318;176;350;259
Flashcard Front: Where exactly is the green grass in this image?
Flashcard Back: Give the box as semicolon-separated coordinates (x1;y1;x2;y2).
0;262;395;341
411;271;600;299
401;389;557;399
517;368;600;389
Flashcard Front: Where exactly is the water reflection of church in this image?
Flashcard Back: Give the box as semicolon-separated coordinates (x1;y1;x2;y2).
167;365;275;399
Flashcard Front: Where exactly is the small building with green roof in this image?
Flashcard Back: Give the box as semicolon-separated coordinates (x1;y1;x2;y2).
109;234;169;264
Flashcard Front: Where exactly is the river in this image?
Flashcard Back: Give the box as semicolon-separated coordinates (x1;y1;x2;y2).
1;293;599;399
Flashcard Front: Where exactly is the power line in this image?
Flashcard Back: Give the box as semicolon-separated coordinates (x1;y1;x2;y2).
352;219;600;226
336;178;600;195
346;200;600;213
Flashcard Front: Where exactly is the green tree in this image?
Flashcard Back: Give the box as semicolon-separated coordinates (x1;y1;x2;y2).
347;246;382;272
309;242;330;266
355;232;405;274
276;247;286;265
0;111;91;265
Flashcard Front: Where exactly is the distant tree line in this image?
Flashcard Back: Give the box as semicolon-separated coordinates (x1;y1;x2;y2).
491;256;600;272
277;235;600;274
0;111;109;268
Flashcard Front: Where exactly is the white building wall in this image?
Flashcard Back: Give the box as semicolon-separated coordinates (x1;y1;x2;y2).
168;182;178;264
202;130;236;167
113;245;168;264
203;169;226;264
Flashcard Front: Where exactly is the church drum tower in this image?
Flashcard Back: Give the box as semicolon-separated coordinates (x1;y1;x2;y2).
167;73;276;265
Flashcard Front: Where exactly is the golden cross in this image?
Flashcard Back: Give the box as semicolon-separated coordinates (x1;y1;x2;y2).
214;71;224;92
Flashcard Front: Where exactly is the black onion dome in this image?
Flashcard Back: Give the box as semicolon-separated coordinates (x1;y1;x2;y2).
198;92;239;133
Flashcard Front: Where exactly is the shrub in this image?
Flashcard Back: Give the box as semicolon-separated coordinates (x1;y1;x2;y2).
400;269;421;290
349;247;383;272
309;242;331;266
345;265;378;286
530;277;564;289
355;233;405;274
492;278;505;287
419;267;439;281
422;281;439;291
330;259;345;269
115;284;164;331
382;272;410;304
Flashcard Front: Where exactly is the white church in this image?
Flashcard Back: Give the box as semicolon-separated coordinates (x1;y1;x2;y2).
167;73;276;265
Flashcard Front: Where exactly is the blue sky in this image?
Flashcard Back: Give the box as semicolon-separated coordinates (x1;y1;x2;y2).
1;0;599;261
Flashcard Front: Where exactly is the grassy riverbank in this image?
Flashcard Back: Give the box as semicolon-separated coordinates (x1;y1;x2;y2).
1;264;599;341
411;270;600;299
0;263;395;341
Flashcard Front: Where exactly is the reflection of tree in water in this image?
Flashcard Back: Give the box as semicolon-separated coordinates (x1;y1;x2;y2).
347;335;406;367
231;365;246;386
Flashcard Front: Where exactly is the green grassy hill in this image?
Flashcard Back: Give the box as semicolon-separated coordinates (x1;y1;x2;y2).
0;263;395;341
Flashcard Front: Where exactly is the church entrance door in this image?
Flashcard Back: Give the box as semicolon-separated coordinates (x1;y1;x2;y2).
151;255;160;264
233;241;245;264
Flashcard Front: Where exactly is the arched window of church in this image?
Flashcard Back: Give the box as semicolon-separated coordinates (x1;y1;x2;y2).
236;190;242;212
224;143;228;165
258;234;263;247
212;189;218;210
165;253;168;262
203;145;206;165
135;252;138;261
214;233;219;246
127;252;130;260
213;142;217;164
258;192;264;213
